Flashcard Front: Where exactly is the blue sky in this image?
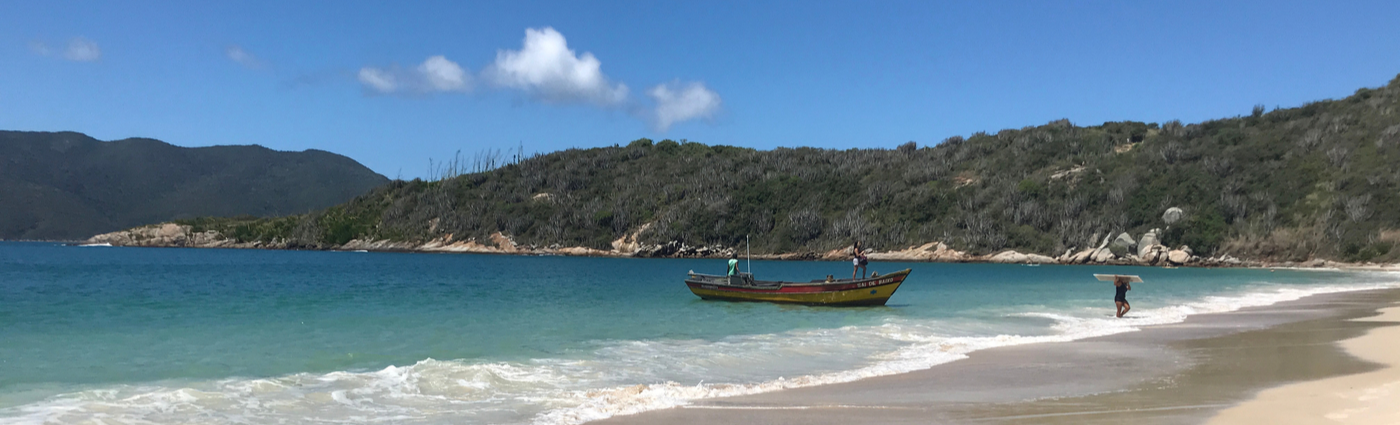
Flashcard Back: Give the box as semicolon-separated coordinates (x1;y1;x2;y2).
3;1;1399;178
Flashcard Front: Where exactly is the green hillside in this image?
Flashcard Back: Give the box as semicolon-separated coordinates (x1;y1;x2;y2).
175;74;1400;262
0;131;389;240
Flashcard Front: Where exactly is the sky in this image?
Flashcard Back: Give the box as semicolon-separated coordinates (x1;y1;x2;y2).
3;0;1399;178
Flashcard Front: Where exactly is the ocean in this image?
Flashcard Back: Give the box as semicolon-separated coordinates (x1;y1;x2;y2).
1;241;1394;425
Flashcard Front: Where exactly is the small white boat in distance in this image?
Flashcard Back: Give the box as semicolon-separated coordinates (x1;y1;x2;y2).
1094;274;1143;283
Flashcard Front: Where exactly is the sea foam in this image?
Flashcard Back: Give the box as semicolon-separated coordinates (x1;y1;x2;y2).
3;275;1396;425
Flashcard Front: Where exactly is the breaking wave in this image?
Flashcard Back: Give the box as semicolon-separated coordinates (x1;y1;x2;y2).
3;277;1396;425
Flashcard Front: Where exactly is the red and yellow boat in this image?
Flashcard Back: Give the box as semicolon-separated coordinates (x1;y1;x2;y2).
685;269;911;306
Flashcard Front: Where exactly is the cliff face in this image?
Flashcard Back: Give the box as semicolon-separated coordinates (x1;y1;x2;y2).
0;131;389;240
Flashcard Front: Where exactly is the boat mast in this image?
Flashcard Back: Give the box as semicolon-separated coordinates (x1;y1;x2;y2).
746;234;751;275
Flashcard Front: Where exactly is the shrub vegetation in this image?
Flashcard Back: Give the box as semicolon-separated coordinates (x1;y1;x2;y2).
179;74;1400;262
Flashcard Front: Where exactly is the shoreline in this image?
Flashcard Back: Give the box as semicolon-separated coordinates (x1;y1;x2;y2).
73;225;1399;271
596;287;1400;425
6;242;1398;424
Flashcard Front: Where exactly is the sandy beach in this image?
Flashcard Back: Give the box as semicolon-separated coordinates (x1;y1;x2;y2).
1206;305;1400;424
599;287;1400;425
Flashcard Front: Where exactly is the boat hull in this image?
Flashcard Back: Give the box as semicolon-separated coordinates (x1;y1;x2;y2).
686;269;909;306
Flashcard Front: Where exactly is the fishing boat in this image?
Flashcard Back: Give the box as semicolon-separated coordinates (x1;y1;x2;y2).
684;269;911;306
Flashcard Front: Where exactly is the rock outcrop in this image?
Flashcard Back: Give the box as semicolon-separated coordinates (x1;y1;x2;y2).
1091;248;1116;263
86;223;1314;269
1066;248;1095;264
862;242;969;262
609;222;653;255
418;233;525;254
1061;233;1118;264
1142;245;1169;264
1112;232;1137;251
1167;249;1190;265
1163;207;1184;225
338;239;421;251
89;223;241;248
987;250;1057;264
1132;228;1185;265
1137;229;1162;258
1089;233;1116;263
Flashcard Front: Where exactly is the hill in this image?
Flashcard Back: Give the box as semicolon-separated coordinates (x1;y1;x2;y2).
102;74;1400;265
1;131;388;240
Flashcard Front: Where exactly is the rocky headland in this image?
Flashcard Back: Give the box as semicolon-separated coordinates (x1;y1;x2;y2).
86;224;1365;269
44;75;1400;272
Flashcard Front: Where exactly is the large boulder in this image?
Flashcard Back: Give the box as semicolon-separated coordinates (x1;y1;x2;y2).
925;242;969;262
1137;228;1162;258
988;251;1029;263
988;251;1057;264
1058;248;1076;262
1091;248;1116;263
1112;232;1137;250
1138;250;1155;264
1136;244;1170;265
1068;248;1096;264
1163;207;1184;225
1167;249;1190;265
1095;233;1113;250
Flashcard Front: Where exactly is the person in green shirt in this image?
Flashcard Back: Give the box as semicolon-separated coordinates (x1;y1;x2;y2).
727;253;739;276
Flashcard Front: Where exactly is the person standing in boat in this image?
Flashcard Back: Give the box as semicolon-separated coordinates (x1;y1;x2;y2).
1113;275;1132;318
852;241;868;280
728;252;740;276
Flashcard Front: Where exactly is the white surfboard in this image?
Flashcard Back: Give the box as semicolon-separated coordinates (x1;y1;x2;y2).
1094;274;1143;283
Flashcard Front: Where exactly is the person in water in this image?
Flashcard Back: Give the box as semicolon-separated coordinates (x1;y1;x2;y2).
1114;276;1132;318
727;252;739;276
851;241;868;280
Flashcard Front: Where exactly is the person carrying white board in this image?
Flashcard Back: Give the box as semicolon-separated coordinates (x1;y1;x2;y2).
1095;274;1142;318
1113;276;1131;318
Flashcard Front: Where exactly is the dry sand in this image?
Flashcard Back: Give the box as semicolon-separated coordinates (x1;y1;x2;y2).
1206;305;1400;424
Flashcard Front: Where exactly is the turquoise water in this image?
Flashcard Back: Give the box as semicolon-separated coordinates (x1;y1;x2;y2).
1;241;1394;424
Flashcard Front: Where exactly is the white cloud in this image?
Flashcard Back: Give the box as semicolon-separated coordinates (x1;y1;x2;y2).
357;55;471;95
29;41;51;56
418;56;469;91
225;45;263;69
64;37;100;62
648;81;721;131
485;27;628;105
349;27;725;131
357;68;399;93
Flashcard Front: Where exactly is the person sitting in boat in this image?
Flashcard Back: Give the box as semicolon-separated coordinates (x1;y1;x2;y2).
728;252;739;276
852;241;869;279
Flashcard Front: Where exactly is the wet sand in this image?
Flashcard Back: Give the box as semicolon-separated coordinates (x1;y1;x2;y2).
598;288;1400;425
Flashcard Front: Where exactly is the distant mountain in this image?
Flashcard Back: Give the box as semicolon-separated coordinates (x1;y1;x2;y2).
0;131;388;240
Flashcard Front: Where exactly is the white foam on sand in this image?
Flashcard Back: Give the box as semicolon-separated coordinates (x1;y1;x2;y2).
3;276;1397;425
541;278;1400;424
